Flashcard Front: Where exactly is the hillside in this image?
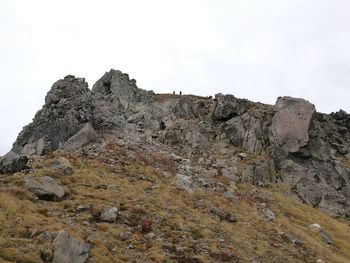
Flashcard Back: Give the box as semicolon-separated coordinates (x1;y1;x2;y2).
0;69;349;262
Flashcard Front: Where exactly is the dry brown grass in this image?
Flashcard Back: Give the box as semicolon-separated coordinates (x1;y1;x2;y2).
0;149;349;262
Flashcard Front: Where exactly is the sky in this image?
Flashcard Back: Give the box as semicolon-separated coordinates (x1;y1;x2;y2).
1;0;350;155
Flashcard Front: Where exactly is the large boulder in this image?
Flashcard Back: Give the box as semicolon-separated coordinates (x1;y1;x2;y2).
53;230;90;263
25;176;65;201
63;123;98;151
270;96;316;153
0;151;28;174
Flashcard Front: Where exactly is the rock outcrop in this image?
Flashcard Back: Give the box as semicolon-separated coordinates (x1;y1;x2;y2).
12;75;95;155
1;69;350;217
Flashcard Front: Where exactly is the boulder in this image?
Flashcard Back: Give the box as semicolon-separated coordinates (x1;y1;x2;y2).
53;230;90;263
21;138;46;156
51;157;73;175
0;151;28;174
101;206;118;223
210;207;237;223
25;176;65;201
175;174;193;192
270;96;316;153
63;123;98;151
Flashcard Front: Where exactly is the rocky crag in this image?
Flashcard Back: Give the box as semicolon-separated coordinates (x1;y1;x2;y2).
2;69;349;217
0;69;350;262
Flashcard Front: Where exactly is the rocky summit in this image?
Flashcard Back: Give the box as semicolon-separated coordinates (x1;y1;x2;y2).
0;69;350;262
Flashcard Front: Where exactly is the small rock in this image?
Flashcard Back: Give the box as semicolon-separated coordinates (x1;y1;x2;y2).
291;239;303;246
25;176;65;201
238;152;248;159
77;204;91;212
210;207;237;223
144;232;155;240
309;223;322;231
51;157;73;175
309;223;334;245
175;174;193;192
223;191;236;201
53;230;90;263
36;231;55;242
119;232;132;241
320;229;334;245
162;171;172;179
266;209;276;220
316;259;325;263
101;206;118;223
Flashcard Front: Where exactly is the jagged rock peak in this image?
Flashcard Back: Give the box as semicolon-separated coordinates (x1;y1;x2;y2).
92;69;155;106
45;75;90;105
11;75;95;156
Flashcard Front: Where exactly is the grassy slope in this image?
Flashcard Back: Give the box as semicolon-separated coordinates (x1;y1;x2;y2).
0;144;349;263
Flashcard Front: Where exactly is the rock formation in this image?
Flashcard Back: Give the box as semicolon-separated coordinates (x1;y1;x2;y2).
1;68;350;217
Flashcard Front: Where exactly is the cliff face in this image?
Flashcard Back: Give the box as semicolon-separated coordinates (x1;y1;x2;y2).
1;69;350;217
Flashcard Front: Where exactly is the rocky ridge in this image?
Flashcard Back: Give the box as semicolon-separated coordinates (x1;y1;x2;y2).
0;69;350;262
2;69;349;217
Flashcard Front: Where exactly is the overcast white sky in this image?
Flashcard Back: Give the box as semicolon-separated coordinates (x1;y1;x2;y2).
1;0;350;155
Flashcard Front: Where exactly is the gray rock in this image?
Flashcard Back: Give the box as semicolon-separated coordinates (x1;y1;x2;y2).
51;157;73;175
210;207;237;223
270;96;316;153
63;123;98;151
210;94;250;122
101;206;118;223
266;209;276;220
53;230;90;263
21;138;46;156
162;171;173;179
241;160;277;186
222;167;239;181
320;229;334;245
173;97;195;118
223;112;267;154
92;69;155;109
25;176;65;201
0;151;28;174
175;174;193;192
144;232;155;240
309;224;334;245
77;204;91;212
12;75;95;154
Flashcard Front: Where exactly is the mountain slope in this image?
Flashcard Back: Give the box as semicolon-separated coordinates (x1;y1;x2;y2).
0;69;350;262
